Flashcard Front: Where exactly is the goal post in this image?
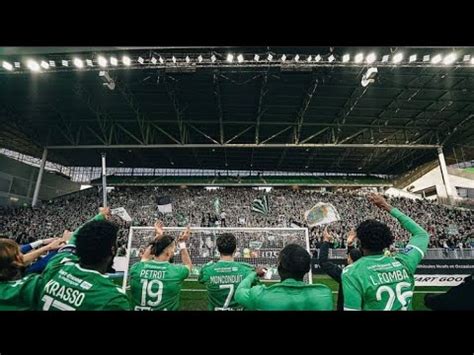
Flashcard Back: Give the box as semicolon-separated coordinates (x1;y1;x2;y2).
122;226;312;290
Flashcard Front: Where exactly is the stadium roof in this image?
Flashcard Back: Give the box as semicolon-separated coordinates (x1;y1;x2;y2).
0;46;473;175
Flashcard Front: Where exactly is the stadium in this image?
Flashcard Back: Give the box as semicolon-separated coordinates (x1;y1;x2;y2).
0;46;473;311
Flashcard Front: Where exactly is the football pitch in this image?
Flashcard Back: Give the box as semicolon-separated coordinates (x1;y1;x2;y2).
117;275;448;310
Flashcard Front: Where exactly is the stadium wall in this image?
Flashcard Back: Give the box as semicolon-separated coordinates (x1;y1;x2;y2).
404;166;474;200
0;155;81;206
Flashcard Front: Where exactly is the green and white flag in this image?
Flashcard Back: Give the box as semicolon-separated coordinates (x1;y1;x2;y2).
304;202;340;227
251;195;269;215
213;197;220;215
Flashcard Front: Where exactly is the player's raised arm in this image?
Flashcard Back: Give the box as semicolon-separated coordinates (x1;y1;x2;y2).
368;193;430;273
68;206;111;246
178;226;192;271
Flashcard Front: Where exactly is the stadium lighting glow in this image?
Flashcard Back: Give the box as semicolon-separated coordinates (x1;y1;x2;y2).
137;56;144;64
227;54;234;62
14;62;20;68
409;54;417;62
393;53;403;63
443;53;457;65
27;60;40;72
40;61;49;69
2;61;13;71
307;55;312;62
431;54;442;64
159;56;164;64
186;56;191;63
73;58;84;68
314;54;321;62
211;55;216;63
254;54;260;62
342;54;350;62
62;60;69;67
172;56;177;63
151;57;157;65
423;55;430;62
366;53;376;64
354;53;363;63
281;54;286;62
198;55;203;63
267;54;273;61
294;54;300;62
237;54;244;63
97;56;107;67
122;56;131;66
463;55;471;62
328;54;335;62
110;57;118;66
471;58;474;65
382;55;389;62
49;60;56;67
86;59;93;67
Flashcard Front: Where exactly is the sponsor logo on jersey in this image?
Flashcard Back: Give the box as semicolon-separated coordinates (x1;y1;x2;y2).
401;246;414;254
80;281;93;290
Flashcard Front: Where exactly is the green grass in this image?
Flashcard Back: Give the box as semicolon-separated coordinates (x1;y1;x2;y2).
116;275;448;310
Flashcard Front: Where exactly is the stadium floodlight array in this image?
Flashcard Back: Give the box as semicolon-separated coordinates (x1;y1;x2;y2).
121;226;312;291
2;50;474;73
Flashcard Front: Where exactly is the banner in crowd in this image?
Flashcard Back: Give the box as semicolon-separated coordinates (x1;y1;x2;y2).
157;196;172;214
111;207;132;222
252;195;269;215
304;202;340;227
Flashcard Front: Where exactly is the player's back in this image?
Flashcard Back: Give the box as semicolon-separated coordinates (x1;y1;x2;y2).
198;260;254;310
0;274;42;311
248;279;333;310
129;260;189;311
342;254;416;311
38;254;130;311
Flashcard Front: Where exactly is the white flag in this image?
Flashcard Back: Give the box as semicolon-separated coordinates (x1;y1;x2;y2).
111;207;132;222
304;202;340;227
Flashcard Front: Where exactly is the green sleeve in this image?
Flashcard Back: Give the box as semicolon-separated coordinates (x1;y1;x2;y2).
342;269;363;311
198;265;209;284
68;213;106;246
390;208;430;275
235;271;259;309
178;264;190;281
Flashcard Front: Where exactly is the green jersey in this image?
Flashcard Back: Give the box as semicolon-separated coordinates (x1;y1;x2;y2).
0;274;42;311
198;260;255;310
342;208;429;311
37;212;131;311
37;253;131;311
235;272;333;310
129;260;189;311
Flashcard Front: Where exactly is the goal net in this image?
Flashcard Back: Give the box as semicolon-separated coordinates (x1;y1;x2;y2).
122;227;312;290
